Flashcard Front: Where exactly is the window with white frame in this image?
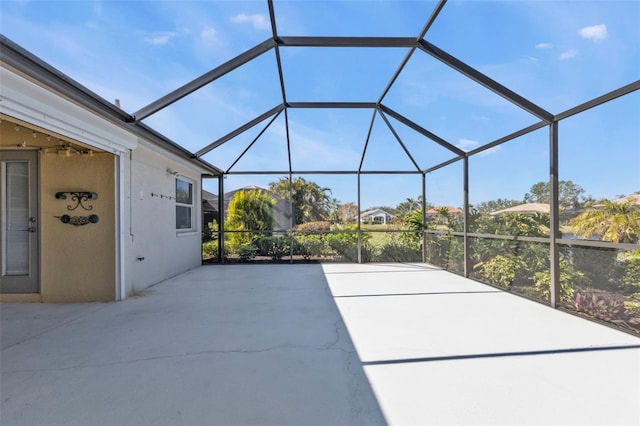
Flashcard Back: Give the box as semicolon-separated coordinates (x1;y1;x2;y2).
175;178;194;231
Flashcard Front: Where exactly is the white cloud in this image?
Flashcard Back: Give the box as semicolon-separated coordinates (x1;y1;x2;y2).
579;24;608;41
230;13;270;30
143;32;177;46
456;138;502;156
456;138;479;151
200;26;221;46
559;49;578;60
477;146;502;157
535;42;553;49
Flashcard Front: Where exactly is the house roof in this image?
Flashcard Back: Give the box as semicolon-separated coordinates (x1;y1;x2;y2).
490;203;550;216
426;206;462;215
202;186;290;211
360;208;394;217
610;194;640;206
0;35;222;176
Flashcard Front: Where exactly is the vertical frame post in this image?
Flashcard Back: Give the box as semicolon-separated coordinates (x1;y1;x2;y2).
218;175;225;263
463;157;470;277
357;172;362;264
549;122;560;307
421;173;427;263
288;172;294;264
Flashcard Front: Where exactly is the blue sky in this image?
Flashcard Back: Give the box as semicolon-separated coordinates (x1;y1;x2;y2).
1;0;638;209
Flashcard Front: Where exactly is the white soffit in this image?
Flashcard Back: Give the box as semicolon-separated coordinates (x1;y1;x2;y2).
0;66;137;154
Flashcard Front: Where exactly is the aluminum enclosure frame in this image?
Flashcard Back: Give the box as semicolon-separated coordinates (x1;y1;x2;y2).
2;0;638;323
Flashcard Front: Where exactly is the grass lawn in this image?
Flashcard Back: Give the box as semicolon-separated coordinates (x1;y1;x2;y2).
360;224;404;248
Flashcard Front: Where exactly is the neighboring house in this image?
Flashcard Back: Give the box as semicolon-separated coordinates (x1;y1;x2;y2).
1;38;221;302
599;194;640;209
359;209;395;225
202;186;294;231
202;190;219;232
490;203;550;216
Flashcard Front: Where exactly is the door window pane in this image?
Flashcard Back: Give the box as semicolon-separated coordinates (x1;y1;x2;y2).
4;162;29;275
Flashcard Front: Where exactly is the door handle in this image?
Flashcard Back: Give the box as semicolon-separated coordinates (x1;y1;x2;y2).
16;228;36;233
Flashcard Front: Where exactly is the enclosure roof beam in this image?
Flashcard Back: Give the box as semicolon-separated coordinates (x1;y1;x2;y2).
133;38;276;121
195;104;285;157
555;79;640;121
377;108;422;172
417;40;554;123
379;104;465;156
286;102;377;109
268;0;288;105
284;108;293;175
359;110;378;172
226;109;283;173
225;170;423;175
378;0;448;104
423;156;464;174
277;36;416;48
466;121;547;157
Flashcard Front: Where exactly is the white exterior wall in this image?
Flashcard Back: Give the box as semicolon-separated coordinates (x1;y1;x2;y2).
2;65;210;300
122;142;206;296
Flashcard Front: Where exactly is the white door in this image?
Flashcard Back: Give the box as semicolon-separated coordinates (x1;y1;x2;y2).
0;150;39;293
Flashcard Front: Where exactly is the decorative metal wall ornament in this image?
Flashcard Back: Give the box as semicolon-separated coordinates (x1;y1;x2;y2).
55;214;99;226
55;191;98;211
54;191;99;225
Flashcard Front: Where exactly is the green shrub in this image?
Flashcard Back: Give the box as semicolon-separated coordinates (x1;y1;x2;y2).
294;221;331;232
360;242;376;263
474;255;525;289
620;252;640;294
572;246;618;290
376;242;421;262
226;231;254;254
532;260;585;303
255;236;290;260
237;245;258;262
202;220;218;243
294;234;326;259
202;241;218;259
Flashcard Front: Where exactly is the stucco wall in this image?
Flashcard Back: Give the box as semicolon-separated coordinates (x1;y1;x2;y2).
123;143;203;295
41;152;116;302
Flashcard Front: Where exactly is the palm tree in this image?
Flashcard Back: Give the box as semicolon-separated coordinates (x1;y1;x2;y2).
268;177;331;224
571;201;640;243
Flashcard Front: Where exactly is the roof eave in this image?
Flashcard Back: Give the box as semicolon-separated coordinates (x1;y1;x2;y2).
0;35;222;176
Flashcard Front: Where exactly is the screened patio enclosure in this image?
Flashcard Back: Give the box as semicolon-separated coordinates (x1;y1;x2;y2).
4;0;638;333
141;1;640;332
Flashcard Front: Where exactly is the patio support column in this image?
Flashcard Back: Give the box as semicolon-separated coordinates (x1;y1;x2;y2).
218;175;225;263
463;157;470;277
288;172;294;264
549;121;560;307
357;172;362;264
116;153;126;300
421;173;427;263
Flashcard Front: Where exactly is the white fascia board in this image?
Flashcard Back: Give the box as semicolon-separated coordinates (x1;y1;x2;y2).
0;66;137;154
134;137;212;175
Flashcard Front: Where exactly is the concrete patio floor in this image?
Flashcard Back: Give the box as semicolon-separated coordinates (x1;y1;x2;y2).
1;263;639;425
